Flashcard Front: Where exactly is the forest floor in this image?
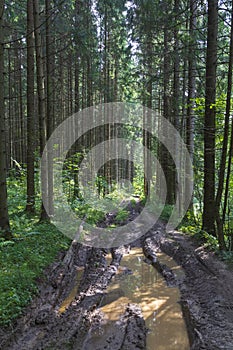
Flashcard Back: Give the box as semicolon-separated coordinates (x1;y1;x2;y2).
1;202;233;350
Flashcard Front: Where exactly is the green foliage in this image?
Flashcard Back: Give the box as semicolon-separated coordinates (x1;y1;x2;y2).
180;222;219;251
7;168;41;216
132;170;145;199
63;153;145;227
220;251;233;265
147;202;173;223
130;198;137;208
159;205;173;222
179;210;220;250
0;176;70;326
195;231;218;250
0;223;70;326
71;200;105;225
180;209;199;227
115;209;129;223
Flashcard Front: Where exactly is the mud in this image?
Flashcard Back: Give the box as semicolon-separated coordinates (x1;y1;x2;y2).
1;206;233;349
144;227;233;349
101;248;189;350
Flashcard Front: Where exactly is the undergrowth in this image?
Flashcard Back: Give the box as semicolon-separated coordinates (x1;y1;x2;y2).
3;169;232;327
0;174;71;326
0;222;70;326
0;172;138;326
179;212;233;264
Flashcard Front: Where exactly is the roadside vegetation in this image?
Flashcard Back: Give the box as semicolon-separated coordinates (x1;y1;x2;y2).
0;174;71;326
1;163;233;326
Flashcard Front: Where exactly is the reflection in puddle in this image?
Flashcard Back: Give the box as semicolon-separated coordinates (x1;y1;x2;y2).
59;267;84;314
58;249;189;349
101;248;189;350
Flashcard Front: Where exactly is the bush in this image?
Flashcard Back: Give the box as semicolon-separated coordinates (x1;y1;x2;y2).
115;209;129;223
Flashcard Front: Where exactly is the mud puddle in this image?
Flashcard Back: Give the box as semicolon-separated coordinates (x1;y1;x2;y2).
2;225;233;349
100;248;189;349
59;266;84;313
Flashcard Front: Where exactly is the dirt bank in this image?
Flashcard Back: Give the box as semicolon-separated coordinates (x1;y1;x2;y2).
0;210;233;349
144;227;233;350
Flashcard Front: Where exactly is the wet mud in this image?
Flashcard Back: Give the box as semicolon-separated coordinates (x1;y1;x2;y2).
1;207;233;349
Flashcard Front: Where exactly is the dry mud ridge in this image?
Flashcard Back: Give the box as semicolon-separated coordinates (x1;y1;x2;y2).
1;216;233;349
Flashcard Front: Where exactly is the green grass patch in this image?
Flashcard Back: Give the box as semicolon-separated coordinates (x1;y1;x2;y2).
0;222;70;326
115;209;129;224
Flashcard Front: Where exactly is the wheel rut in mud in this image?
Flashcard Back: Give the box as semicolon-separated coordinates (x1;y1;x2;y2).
1;204;233;350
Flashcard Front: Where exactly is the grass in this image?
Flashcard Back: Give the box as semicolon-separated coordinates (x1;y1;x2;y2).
0;222;70;326
8;170;233;327
0;173;137;326
0;174;71;326
115;209;129;223
179;212;233;264
178;211;220;251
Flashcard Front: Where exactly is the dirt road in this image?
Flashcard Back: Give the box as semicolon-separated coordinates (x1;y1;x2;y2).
1;214;233;349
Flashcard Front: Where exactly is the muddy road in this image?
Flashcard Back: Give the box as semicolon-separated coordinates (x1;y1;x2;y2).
1;212;233;349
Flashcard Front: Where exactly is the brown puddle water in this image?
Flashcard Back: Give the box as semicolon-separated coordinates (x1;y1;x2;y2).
58;250;189;349
101;248;189;350
59;267;84;313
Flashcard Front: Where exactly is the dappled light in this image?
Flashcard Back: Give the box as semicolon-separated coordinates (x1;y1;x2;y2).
1;0;233;348
59;267;84;314
101;248;189;349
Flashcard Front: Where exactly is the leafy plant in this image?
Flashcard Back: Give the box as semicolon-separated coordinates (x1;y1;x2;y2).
0;223;70;326
220;251;233;264
115;209;129;223
0;175;71;326
159;205;174;222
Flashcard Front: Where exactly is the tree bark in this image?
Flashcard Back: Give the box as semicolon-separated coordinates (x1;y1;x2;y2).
45;0;54;216
143;33;152;200
186;0;197;212
0;0;12;239
26;0;35;214
202;0;218;237
214;1;233;250
33;0;49;221
162;13;175;205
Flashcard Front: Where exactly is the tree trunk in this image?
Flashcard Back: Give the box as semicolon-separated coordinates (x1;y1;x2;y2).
45;0;54;216
0;0;12;239
162;17;175;205
202;0;218;237
223;114;233;230
33;0;49;221
186;0;197;212
172;0;180;211
26;0;35;214
214;1;233;250
143;33;153;200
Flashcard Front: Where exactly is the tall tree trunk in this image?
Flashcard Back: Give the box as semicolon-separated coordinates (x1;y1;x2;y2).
45;0;54;216
172;0;180;210
26;0;35;214
103;5;111;195
13;39;24;164
7;48;13;168
33;0;49;221
0;0;11;239
202;0;218;237
186;0;197;212
143;34;152;200
223;115;233;229
215;1;233;250
162;17;175;205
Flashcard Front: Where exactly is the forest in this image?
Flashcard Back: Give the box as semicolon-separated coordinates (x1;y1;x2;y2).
0;0;233;349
